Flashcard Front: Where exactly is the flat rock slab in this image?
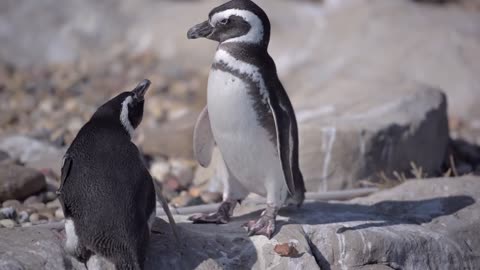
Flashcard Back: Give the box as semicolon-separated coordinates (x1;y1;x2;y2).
1;176;479;269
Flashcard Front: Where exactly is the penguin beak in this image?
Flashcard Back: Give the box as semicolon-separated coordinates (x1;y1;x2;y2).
132;79;151;102
187;20;214;39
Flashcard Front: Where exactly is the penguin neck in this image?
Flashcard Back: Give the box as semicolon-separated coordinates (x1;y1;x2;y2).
89;115;133;140
218;41;268;53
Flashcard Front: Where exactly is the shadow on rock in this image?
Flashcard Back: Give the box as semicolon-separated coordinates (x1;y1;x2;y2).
145;218;257;270
272;195;475;234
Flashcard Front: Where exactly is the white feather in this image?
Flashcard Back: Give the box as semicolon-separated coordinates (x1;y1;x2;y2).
214;49;269;104
211;9;264;44
65;219;79;254
120;96;134;138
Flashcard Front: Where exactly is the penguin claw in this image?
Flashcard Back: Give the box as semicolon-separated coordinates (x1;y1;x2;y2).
189;212;230;224
243;215;276;239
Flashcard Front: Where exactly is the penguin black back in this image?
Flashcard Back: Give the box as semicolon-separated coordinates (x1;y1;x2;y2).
58;80;156;270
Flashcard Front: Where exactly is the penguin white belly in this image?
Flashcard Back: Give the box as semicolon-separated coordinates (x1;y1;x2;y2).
207;69;285;197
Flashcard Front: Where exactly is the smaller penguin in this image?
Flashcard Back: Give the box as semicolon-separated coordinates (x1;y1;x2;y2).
57;80;156;270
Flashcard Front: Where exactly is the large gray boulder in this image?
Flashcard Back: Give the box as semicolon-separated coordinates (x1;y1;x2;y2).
1;176;478;269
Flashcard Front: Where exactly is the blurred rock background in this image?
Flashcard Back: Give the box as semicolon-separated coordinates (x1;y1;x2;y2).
0;0;479;234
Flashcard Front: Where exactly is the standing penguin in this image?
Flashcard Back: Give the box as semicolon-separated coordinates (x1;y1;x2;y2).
187;0;306;238
57;80;156;270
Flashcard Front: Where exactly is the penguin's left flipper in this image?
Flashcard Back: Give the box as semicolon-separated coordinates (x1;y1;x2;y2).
267;96;296;196
57;155;73;215
57;155;73;194
193;107;215;167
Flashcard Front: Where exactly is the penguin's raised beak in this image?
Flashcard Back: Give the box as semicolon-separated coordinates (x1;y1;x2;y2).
132;79;151;101
187;20;214;39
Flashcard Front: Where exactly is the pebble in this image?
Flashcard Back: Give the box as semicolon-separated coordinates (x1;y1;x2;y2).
170;159;195;188
23;195;41;205
29;213;40;222
0;207;16;219
17;210;29;223
0;219;16;228
55;208;65;219
2;199;21;209
170;191;193;207
164;176;181;192
28;202;46;212
200;191;223;204
188;187;202;198
46;199;61;210
43;191;57;202
150;160;170;182
21;222;32;227
38;212;54;221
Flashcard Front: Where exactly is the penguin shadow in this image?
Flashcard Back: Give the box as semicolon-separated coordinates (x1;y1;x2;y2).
144;217;257;270
273;195;475;233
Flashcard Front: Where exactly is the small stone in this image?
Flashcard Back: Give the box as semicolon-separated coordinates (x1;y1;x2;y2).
170;159;195;189
274;242;299;257
21;222;32;227
2;199;21;209
43;191;57;202
38;212;54;221
29;213;40;223
24;195;41;205
0;219;16;228
0;207;16;219
164;176;180;192
189;187;202;198
200;191;223;204
17;211;29;223
28;203;46;212
55;208;64;219
150;161;170;183
170;191;193;208
46;199;61;210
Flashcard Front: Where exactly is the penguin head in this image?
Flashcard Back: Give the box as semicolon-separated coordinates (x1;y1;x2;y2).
91;79;151;138
187;0;271;47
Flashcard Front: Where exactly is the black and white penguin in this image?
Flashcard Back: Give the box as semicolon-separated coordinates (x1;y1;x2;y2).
57;80;156;270
187;0;306;238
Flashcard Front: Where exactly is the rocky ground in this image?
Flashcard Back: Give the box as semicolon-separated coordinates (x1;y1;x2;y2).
0;0;480;269
1;176;479;269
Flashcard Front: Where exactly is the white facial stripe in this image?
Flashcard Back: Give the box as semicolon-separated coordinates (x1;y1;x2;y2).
214;49;269;103
211;9;264;44
120;96;135;138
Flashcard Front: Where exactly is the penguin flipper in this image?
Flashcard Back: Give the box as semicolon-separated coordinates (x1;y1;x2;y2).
193;107;215;167
57;155;73;195
267;95;298;196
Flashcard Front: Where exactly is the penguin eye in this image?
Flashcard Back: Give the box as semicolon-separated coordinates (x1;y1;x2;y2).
219;18;229;25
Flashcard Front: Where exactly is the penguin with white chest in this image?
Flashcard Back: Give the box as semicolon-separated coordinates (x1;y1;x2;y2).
187;0;306;238
57;80;156;270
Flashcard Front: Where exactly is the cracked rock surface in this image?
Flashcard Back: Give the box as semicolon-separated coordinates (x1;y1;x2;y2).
1;176;479;269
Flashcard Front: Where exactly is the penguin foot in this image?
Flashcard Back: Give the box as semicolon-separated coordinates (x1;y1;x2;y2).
189;200;236;224
243;205;278;239
243;214;276;239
